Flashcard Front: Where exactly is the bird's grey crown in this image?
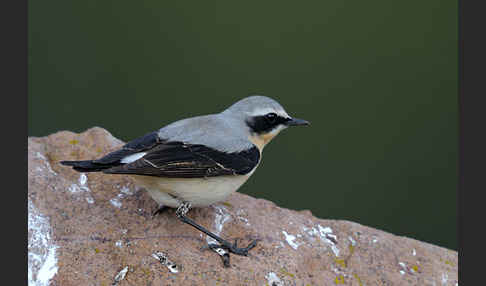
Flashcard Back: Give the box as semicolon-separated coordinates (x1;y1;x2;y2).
222;95;286;117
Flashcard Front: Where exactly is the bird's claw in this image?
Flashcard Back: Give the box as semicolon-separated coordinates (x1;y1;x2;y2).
208;239;257;256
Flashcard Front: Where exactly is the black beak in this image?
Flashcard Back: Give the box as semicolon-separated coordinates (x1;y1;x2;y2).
285;117;310;126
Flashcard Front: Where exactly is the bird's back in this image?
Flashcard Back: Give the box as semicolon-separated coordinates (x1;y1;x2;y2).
157;113;254;153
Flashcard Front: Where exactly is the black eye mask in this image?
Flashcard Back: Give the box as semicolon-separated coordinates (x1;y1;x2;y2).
245;113;290;134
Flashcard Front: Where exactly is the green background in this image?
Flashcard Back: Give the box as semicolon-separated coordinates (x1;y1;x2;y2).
29;1;458;250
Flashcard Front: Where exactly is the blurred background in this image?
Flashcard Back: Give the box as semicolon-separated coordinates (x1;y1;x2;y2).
28;1;457;250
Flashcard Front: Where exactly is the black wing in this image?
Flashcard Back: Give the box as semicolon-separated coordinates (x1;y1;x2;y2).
61;131;260;178
103;142;260;178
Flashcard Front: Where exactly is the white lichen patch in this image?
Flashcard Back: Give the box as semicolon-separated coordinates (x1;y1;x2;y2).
265;272;283;286
398;261;409;275
119;185;134;195
35;152;57;176
115;240;123;248
206;206;231;246
152;252;178;273
302;224;340;256
67;174;94;203
331;265;351;280
302;226;318;237
79;173;87;186
238;216;250;225
110;197;122;209
318;225;339;256
113;266;129;285
68;184;82;194
235;209;250;226
282;231;302;250
109;186;135;209
214;206;231;234
28;199;59;286
441;273;448;285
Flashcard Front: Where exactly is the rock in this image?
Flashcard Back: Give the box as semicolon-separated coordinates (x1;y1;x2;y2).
28;127;458;286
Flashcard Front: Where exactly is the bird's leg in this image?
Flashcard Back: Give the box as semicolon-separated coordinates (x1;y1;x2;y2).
175;202;258;264
151;205;168;218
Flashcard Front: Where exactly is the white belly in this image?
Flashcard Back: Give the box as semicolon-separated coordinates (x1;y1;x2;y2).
132;172;254;208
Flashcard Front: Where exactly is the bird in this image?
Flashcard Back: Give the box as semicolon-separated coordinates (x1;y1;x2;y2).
60;95;309;267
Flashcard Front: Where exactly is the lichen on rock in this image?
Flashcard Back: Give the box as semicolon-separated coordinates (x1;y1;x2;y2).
27;127;458;285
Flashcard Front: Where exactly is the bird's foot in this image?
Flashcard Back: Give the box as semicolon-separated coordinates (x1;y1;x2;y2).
222;238;258;256
205;239;258;267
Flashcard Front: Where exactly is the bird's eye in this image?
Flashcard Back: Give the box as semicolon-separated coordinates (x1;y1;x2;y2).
265;113;277;123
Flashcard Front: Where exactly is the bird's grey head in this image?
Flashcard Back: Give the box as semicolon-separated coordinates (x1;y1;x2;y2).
222;95;309;149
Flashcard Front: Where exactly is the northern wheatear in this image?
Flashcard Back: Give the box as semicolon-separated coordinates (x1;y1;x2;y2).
61;95;309;267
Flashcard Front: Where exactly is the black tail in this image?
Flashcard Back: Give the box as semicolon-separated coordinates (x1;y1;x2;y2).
60;131;160;173
60;160;117;172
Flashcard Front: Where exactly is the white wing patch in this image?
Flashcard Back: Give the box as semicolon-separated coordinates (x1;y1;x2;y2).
120;152;147;164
